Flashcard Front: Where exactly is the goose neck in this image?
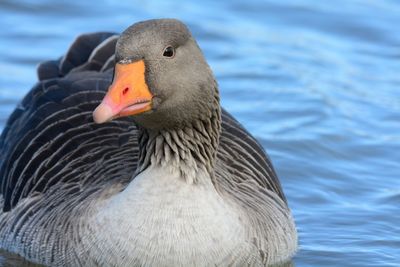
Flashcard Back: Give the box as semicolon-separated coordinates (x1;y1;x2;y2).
136;103;221;183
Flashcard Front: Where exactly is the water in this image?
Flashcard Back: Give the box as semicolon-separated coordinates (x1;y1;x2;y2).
0;0;399;266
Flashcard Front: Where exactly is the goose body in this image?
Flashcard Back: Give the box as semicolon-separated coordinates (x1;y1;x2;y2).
0;19;297;266
88;165;253;266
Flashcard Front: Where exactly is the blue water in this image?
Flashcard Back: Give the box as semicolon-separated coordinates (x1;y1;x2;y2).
0;0;399;266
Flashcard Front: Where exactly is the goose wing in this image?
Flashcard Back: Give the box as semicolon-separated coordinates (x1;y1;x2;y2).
0;33;138;212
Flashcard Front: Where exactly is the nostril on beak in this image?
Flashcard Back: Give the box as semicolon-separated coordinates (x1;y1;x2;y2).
122;87;129;95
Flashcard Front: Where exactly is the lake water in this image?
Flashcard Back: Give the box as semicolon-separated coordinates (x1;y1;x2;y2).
0;0;399;266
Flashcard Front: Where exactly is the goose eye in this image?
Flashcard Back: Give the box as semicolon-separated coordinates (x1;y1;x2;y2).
163;46;175;58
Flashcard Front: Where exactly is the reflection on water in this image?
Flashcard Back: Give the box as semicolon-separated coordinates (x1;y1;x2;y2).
0;0;399;266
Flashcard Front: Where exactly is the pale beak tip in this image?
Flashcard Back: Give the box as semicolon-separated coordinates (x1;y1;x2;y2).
93;103;113;124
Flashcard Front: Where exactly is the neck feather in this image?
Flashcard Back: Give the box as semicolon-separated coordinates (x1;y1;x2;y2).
136;91;221;184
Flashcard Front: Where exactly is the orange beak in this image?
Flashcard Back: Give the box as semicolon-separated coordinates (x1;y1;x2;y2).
93;60;153;124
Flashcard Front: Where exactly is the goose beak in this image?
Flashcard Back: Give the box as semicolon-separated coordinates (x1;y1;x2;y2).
93;60;153;124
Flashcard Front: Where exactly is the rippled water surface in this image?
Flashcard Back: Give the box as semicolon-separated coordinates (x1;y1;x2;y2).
0;0;399;266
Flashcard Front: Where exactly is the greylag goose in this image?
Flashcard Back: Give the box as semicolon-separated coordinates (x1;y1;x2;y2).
0;19;297;266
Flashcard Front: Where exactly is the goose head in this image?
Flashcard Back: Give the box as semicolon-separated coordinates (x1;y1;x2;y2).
93;19;217;130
